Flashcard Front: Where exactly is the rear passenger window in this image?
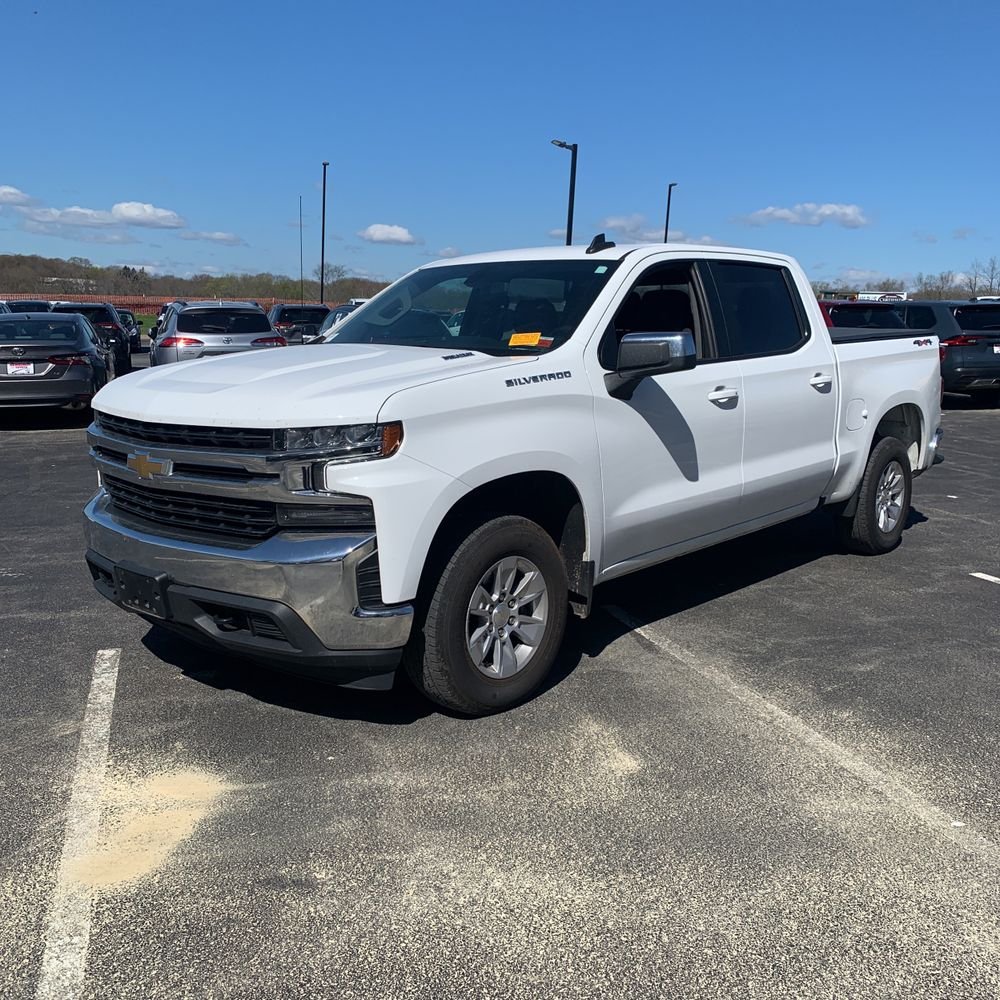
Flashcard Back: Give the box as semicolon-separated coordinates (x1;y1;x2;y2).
709;262;807;357
903;306;936;329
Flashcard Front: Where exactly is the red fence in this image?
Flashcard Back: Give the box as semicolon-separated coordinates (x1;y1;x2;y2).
0;293;331;313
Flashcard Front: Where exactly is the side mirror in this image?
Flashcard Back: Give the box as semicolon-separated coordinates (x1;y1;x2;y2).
605;331;696;400
136;319;144;326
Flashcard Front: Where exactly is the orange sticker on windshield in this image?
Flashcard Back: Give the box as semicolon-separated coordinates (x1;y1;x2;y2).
509;332;541;346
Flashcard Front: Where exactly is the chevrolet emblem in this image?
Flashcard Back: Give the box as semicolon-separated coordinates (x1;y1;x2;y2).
126;452;173;479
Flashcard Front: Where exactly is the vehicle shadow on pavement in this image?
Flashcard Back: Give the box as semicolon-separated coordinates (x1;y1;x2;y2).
141;506;934;721
943;393;1000;410
587;506;928;637
0;408;92;431
141;627;436;725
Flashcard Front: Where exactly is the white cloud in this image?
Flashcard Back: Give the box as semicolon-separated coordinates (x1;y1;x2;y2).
913;231;938;244
600;213;658;241
17;205;116;226
838;266;885;284
599;214;719;245
346;267;386;281
20;219;138;244
111;201;185;228
742;202;869;228
669;230;722;246
547;227;567;240
437;246;462;258
953;227;976;240
178;230;247;246
357;223;420;245
0;185;33;206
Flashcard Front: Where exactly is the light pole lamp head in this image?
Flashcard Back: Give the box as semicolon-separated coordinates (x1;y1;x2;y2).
551;139;574;150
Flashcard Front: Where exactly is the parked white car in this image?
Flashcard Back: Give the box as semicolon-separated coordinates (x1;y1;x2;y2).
83;239;942;714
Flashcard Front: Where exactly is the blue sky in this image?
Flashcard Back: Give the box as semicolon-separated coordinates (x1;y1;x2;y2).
2;0;998;288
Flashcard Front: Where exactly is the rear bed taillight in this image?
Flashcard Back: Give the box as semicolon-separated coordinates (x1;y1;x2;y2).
251;336;287;347
158;337;204;348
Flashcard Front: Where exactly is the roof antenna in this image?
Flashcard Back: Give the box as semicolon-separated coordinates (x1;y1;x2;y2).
586;233;616;254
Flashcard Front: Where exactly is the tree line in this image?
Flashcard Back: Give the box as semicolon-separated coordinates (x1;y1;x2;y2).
0;253;388;304
814;257;1000;300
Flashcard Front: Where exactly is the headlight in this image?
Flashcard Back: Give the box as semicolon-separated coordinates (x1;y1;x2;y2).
275;422;403;462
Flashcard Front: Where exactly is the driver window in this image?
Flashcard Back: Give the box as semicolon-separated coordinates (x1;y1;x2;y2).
599;262;707;369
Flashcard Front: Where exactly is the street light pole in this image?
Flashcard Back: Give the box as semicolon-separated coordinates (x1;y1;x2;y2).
298;195;304;305
551;139;578;246
664;182;678;243
320;161;329;303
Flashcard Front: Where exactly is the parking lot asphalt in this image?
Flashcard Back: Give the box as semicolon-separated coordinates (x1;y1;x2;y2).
1;366;998;999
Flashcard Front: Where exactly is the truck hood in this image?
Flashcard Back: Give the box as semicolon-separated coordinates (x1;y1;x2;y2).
93;343;534;427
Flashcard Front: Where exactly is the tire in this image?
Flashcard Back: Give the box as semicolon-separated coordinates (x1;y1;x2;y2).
977;389;1000;408
838;436;912;555
405;515;569;715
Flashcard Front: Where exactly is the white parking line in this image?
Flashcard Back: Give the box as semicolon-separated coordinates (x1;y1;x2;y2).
970;572;1000;585
35;649;121;1000
606;607;1000;863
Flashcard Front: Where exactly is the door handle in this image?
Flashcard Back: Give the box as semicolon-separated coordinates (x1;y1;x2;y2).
707;386;739;403
809;373;834;388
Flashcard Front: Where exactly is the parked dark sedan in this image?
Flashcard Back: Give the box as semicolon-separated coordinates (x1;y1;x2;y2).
0;313;113;410
5;299;52;312
50;302;132;374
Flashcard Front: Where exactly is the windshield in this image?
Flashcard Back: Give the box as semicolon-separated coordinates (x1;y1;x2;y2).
177;309;271;334
324;259;621;354
0;319;81;342
952;306;1000;331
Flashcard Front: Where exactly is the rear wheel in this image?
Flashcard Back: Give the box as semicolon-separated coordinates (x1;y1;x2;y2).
406;516;568;715
838;436;912;555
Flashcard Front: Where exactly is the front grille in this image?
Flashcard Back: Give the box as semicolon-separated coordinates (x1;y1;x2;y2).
103;476;277;540
97;412;275;451
92;445;266;484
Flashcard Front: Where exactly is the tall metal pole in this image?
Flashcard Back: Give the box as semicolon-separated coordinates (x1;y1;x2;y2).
565;143;578;246
664;182;678;243
298;195;304;304
551;140;578;246
320;161;329;303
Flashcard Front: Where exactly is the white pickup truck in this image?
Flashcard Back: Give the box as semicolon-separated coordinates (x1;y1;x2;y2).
83;238;943;714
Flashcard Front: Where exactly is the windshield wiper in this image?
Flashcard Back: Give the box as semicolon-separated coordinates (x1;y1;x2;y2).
198;324;229;332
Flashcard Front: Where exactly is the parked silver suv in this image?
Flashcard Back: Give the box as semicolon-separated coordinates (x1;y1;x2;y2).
149;301;286;366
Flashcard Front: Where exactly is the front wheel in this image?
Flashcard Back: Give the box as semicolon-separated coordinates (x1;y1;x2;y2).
406;515;569;715
838;436;912;555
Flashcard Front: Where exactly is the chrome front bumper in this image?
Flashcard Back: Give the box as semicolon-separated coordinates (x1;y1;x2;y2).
83;490;413;676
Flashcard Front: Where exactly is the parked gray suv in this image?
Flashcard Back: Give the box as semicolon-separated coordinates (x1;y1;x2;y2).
149;301;287;366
